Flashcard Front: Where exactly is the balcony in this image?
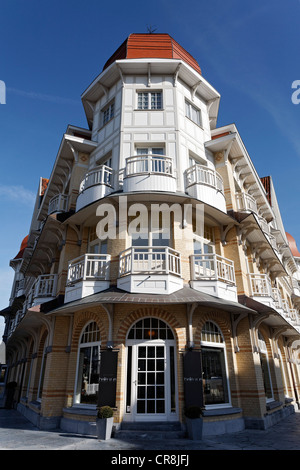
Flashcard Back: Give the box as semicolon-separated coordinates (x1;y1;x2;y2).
123;155;176;193
64;254;111;303
248;273;274;307
190;253;237;301
76;165;113;211
117;246;183;294
185;164;226;212
258;216;269;235
7;309;25;339
32;274;58;306
48;194;68;215
236;192;258;214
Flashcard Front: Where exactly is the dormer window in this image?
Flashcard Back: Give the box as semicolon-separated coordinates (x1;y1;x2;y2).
137;91;162;110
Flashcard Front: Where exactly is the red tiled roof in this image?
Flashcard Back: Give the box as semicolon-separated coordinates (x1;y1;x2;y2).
260;176;271;205
103;33;201;75
40;178;49;196
13;235;28;260
286;232;300;258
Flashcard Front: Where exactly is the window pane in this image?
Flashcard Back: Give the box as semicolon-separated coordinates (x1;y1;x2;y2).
260;354;273;399
138;93;148;109
202;347;228;405
76;346;100;405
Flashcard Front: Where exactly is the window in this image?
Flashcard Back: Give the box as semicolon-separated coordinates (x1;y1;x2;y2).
37;345;47;401
102;100;114;126
258;331;273;401
88;226;108;254
75;322;101;405
185;100;202;127
127;318;174;340
137;91;162;110
201;321;230;407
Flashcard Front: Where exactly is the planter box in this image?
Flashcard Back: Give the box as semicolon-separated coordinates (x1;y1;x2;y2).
96;417;114;440
186;417;203;440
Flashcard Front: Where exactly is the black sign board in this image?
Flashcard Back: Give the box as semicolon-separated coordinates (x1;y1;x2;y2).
97;349;118;408
183;350;203;410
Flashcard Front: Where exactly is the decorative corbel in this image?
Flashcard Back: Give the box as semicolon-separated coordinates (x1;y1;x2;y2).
219;223;235;246
173;64;181;87
191;80;202;100
231;312;247;352
148;63;151;87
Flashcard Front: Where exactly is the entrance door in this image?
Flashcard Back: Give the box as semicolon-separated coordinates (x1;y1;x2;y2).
125;318;178;422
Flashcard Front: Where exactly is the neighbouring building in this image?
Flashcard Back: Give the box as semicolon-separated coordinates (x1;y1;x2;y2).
1;33;300;438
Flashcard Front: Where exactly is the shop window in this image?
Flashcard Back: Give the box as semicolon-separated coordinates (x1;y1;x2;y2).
258;331;273;401
74;322;101;406
201;321;230;407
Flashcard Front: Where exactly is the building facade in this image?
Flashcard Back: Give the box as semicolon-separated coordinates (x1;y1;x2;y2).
1;33;300;437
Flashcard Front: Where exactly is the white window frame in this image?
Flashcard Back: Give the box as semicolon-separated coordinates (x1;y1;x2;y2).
37;345;47;402
258;331;274;403
73;321;101;408
185;99;202;127
102;100;115;126
137;91;163;110
200;321;231;409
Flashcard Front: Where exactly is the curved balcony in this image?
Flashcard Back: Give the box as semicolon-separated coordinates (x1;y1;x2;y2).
64;253;111;303
48;194;68;215
117;246;183;294
123;155;176;193
76;165;113;211
236;192;258;214
190;253;237;301
185;164;226;212
32;274;58;306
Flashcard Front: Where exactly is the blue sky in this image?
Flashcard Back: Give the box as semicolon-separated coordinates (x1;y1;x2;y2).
1;0;300;337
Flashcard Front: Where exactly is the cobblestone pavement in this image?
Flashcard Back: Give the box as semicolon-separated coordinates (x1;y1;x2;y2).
0;408;300;451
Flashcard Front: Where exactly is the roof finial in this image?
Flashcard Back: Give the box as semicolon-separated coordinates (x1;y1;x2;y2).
147;25;157;34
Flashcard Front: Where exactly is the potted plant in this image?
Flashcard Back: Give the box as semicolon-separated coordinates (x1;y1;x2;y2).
96;406;114;440
185;405;204;440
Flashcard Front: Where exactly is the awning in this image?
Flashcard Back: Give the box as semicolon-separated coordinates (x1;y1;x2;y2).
47;286;257;315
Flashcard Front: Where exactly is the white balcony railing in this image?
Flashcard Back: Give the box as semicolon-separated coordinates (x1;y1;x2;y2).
268;234;278;252
125;155;175;178
119;247;181;277
248;273;273;297
79;165;113;194
67;254;111;285
191;253;235;284
48;194;68;215
258;216;269;234
236;192;258;213
185;164;224;193
34;274;58;299
272;287;283;310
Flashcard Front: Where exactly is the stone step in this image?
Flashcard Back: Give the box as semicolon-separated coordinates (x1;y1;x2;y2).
114;421;186;440
114;430;186;440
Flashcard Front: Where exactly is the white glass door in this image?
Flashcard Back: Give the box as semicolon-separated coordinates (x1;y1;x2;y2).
125;318;178;422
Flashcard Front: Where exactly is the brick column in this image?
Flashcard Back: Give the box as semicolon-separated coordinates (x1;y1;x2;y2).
234;316;267;423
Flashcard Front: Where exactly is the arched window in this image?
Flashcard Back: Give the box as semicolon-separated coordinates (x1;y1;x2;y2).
201;321;230;407
74;322;101;405
258;331;273;401
127;317;174;341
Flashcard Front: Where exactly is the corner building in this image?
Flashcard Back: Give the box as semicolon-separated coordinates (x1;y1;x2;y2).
2;33;300;438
